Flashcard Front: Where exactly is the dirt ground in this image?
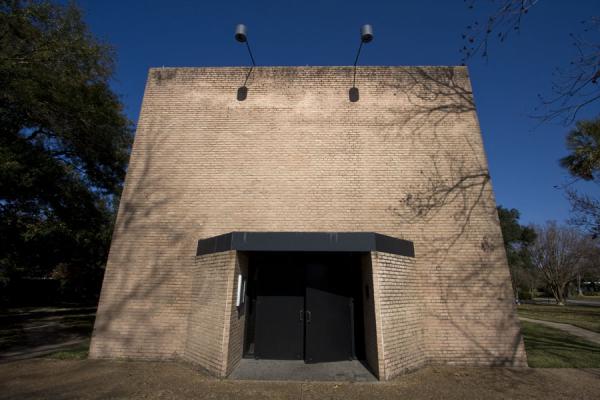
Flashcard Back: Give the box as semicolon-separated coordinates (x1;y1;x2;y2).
1;359;599;400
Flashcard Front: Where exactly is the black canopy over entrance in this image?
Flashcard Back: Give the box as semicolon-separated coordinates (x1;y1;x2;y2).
194;232;415;369
197;231;415;257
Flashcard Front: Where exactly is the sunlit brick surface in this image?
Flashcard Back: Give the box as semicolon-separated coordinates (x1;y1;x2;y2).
89;67;526;379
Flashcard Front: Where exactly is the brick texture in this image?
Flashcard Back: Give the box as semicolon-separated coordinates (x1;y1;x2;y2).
182;251;235;376
360;254;380;377
225;253;248;376
371;252;426;379
90;66;527;378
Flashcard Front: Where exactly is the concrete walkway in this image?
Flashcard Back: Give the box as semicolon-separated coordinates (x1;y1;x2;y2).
229;359;377;381
530;298;600;307
566;299;600;307
520;317;600;345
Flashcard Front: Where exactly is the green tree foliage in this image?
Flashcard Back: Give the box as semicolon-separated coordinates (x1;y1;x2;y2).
559;118;600;238
560;119;600;182
497;206;537;299
498;206;536;265
461;3;600;237
0;0;132;303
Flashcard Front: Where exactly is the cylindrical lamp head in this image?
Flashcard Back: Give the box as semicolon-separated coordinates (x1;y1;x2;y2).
360;24;373;43
235;24;247;43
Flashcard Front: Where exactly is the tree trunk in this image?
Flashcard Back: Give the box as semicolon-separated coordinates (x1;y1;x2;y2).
577;273;583;296
557;284;567;305
550;284;565;305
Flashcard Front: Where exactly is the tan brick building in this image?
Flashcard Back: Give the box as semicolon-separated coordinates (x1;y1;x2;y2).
89;66;527;380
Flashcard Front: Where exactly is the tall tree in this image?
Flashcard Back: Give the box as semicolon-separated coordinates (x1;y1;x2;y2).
559;118;600;238
0;0;132;302
560;118;600;181
461;3;600;238
575;242;600;296
530;222;590;305
497;206;537;300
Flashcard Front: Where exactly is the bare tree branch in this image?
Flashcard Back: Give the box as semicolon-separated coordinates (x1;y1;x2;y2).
461;0;539;62
566;189;600;238
462;2;600;125
533;18;600;125
530;222;591;304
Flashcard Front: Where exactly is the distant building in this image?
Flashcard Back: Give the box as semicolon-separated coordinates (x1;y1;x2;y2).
89;66;526;380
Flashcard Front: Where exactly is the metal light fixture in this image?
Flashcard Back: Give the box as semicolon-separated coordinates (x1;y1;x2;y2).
235;23;256;66
353;24;374;75
234;24;256;101
235;24;247;43
360;24;374;43
350;24;374;102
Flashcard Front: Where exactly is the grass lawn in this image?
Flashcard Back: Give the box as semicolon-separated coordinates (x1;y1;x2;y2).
44;339;90;360
521;321;600;368
517;304;600;334
4;305;600;369
0;307;95;357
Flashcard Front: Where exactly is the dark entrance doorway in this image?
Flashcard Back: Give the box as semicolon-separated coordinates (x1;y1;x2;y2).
253;259;304;360
243;252;365;364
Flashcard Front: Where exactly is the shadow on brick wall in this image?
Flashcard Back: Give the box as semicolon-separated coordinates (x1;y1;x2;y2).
90;112;205;359
236;66;254;101
386;67;525;366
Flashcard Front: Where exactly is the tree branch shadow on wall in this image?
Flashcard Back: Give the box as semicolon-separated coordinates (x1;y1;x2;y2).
88;67;527;376
90;95;206;360
385;67;526;367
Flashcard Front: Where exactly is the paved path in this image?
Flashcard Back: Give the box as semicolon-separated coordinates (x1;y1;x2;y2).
520;317;600;345
530;298;600;307
1;359;600;399
230;359;377;381
566;299;600;307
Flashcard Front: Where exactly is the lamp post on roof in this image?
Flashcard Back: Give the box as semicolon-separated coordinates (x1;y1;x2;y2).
360;24;374;44
235;24;247;43
354;24;374;75
350;24;374;102
235;24;256;67
234;24;256;101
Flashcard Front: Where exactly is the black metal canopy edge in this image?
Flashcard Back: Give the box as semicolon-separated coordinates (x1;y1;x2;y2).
196;232;414;257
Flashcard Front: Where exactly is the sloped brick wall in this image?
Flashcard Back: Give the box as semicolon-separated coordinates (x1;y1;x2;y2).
370;252;425;379
225;252;248;376
91;66;526;375
360;254;380;378
182;251;236;376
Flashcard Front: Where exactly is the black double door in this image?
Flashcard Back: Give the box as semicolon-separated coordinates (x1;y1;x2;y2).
252;253;357;363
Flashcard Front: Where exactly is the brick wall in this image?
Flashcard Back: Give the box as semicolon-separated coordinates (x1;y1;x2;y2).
91;66;526;374
182;251;236;377
360;254;380;377
370;252;425;379
225;253;248;376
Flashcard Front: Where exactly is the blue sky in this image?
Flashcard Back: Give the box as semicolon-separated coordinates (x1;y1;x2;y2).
74;0;600;226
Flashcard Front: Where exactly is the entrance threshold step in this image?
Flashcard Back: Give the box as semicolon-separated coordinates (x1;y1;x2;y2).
228;359;377;382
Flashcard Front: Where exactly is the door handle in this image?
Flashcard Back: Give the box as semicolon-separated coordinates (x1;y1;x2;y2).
299;309;303;322
306;310;311;324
